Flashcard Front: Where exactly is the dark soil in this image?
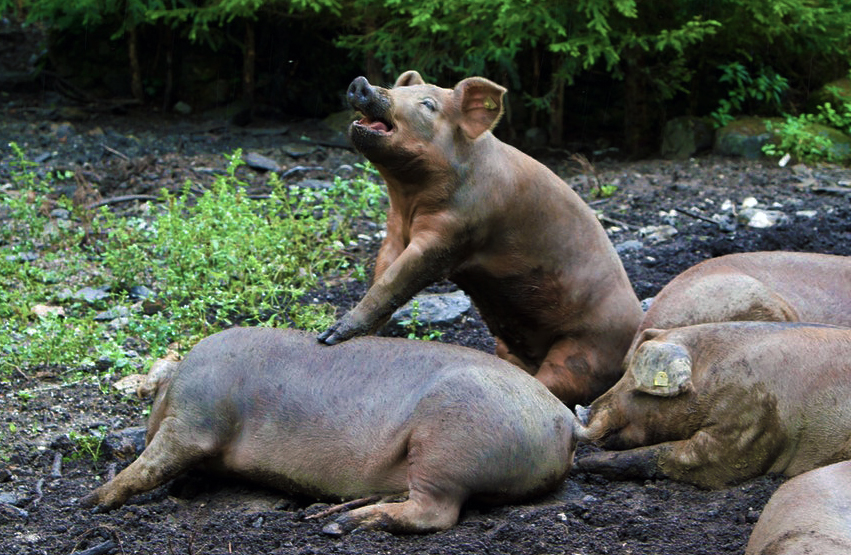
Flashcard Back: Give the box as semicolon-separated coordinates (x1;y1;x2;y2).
2;86;850;555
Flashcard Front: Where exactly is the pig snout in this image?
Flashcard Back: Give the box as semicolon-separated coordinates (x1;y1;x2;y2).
347;76;374;111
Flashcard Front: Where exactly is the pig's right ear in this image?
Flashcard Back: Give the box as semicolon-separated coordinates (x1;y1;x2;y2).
629;337;694;397
453;77;507;139
395;71;425;87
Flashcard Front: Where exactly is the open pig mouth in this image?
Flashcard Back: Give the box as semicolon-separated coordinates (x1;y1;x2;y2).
354;113;393;135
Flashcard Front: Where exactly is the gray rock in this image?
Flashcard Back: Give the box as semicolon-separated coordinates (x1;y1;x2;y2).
102;426;147;459
660;116;714;160
390;290;472;327
94;306;130;321
714;117;779;159
281;142;317;158
75;286;110;304
244;152;281;172
739;208;788;228
615;239;644;254
638;225;678;244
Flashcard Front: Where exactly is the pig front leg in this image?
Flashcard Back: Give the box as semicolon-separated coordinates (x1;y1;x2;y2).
575;444;669;482
318;231;451;345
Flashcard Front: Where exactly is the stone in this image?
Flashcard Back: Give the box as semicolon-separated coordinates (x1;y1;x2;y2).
714;117;781;159
390;290;472;327
244;152;281;172
660;116;714;160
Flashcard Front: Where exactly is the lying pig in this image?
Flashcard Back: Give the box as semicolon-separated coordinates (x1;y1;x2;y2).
626;251;851;361
81;327;577;534
574;321;851;489
746;461;851;555
318;70;642;406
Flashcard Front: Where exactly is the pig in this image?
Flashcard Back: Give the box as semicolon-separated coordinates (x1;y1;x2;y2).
746;461;851;555
318;70;643;406
80;327;577;535
626;251;851;361
573;321;851;489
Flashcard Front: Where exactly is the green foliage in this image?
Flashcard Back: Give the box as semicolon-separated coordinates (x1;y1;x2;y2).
762;101;851;164
711;63;789;127
397;300;443;341
0;144;386;378
66;426;108;463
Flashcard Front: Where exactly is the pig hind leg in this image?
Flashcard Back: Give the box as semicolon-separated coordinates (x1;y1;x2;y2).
325;440;468;534
80;416;216;511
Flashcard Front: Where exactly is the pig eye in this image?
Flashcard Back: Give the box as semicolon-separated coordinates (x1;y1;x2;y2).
420;98;437;111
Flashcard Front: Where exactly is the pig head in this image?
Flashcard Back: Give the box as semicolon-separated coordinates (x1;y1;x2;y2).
81;327;578;535
626;251;851;362
746;460;851;555
574;321;851;489
318;70;642;406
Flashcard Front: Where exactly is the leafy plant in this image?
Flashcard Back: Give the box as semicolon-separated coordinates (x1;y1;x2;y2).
0;144;386;377
397;300;444;341
67;426;108;463
762;102;851;165
711;63;789;127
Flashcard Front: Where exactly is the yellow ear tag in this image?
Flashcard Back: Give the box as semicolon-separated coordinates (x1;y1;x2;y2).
483;97;497;110
654;371;669;387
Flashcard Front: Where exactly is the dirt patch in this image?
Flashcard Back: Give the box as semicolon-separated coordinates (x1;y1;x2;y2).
1;91;850;554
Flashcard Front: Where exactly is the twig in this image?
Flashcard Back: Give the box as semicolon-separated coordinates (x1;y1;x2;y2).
281;165;326;178
303;495;383;520
673;207;723;227
71;540;116;555
597;213;637;230
31;477;45;507
86;194;159;210
101;144;130;161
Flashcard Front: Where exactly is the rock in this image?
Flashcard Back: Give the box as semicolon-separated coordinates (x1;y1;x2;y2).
94;306;130;321
102;427;147;460
31;304;65;318
172;101;192;115
281;143;317;158
390;290;472;327
808;77;851;111
640;297;654;312
75;286;110;304
638;225;678;244
128;285;153;300
322;110;358;134
739;208;788;228
660;116;714;160
714;117;781;159
244;152;281;172
615;239;644;254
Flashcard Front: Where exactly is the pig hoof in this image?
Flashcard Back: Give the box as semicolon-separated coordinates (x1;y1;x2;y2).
321;522;345;537
316;328;339;345
78;492;98;509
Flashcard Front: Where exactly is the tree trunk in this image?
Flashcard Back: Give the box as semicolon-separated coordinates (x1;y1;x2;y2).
623;47;654;158
363;17;382;85
548;73;565;147
162;25;175;113
128;26;144;102
243;20;256;102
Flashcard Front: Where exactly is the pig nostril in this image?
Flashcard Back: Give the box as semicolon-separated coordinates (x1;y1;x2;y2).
347;77;373;109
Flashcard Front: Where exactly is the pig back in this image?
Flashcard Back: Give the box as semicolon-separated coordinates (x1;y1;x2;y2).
156;327;574;500
746;461;851;555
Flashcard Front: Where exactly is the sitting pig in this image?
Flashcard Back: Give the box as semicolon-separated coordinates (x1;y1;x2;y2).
319;70;642;407
574;321;851;489
746;460;851;555
627;251;851;361
81;327;578;534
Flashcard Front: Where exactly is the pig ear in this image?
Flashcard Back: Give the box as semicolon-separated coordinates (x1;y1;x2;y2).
395;71;425;87
453;77;506;139
630;338;694;397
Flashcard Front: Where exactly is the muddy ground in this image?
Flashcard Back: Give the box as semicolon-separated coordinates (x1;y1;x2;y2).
1;88;850;555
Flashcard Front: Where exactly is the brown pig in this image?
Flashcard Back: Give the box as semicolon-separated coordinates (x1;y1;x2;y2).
318;71;642;406
626;251;851;361
81;327;577;534
746;460;851;555
574;321;851;489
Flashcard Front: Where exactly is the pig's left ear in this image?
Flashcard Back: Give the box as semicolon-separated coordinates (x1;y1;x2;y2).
453;77;506;139
395;70;425;87
629;337;694;397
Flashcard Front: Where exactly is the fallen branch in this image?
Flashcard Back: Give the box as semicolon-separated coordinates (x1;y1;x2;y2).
101;144;130;161
86;194;159;210
673;207;724;227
